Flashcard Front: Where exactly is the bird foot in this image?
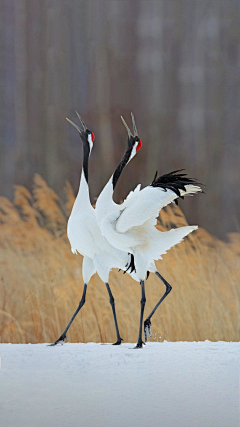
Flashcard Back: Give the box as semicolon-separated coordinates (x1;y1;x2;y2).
144;318;152;341
134;340;146;349
48;333;67;346
112;338;124;345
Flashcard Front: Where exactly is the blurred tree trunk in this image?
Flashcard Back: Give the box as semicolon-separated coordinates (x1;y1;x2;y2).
0;0;240;238
14;0;28;189
43;0;70;190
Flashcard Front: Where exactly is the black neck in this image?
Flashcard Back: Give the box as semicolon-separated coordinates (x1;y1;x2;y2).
83;142;90;183
112;141;132;190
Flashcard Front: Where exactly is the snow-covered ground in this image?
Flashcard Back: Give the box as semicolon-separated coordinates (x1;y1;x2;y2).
0;341;239;427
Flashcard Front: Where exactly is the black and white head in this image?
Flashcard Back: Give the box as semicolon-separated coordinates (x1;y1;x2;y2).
66;111;95;153
112;113;142;190
121;113;142;164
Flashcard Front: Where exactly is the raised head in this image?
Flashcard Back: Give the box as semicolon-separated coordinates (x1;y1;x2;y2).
66;111;95;152
112;113;142;190
121;113;142;161
66;112;95;183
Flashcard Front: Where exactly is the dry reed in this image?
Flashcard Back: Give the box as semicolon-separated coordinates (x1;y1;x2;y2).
0;175;239;344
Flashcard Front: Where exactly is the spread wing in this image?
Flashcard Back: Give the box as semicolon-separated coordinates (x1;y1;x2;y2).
116;184;201;234
116;186;176;233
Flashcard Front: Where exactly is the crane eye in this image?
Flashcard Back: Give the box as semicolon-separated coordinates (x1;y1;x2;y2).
136;140;142;152
91;132;95;142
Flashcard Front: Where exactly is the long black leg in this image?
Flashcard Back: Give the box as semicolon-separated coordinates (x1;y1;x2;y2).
49;284;87;346
105;283;123;345
135;280;146;348
144;271;172;341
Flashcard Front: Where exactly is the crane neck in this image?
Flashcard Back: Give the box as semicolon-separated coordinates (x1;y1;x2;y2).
96;140;136;220
112;143;133;190
82;142;90;184
71;142;91;215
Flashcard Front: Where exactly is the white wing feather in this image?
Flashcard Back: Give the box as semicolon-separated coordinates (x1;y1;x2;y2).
122;183;141;205
116;184;201;234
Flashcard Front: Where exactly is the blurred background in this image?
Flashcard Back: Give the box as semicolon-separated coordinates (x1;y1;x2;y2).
1;0;240;345
1;0;240;238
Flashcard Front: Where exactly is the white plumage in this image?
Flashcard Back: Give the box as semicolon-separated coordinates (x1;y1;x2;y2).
50;113;138;346
67;176;131;283
51;112;202;349
95;114;202;347
116;184;200;233
96;162;201;282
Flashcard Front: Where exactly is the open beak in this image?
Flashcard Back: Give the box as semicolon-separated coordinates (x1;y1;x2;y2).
75;111;87;131
66;111;88;134
121;113;138;137
121;116;133;137
66;118;82;134
131;112;138;137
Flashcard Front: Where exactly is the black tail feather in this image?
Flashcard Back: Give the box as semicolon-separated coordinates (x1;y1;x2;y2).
150;170;203;197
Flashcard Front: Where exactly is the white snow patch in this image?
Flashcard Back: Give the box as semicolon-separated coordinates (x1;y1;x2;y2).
0;341;239;427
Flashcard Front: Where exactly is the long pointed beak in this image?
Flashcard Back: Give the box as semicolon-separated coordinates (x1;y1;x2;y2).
121;116;133;137
66;118;82;134
131;112;138;137
75;111;87;131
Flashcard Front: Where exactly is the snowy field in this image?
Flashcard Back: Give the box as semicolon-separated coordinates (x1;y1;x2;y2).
0;341;239;427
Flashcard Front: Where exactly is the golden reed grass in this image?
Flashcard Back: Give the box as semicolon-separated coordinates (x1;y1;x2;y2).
0;174;239;343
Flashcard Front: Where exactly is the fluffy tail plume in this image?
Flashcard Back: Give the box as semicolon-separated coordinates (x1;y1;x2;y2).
150;170;203;204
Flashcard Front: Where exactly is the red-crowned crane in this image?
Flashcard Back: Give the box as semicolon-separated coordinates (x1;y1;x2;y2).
50;113;141;346
96;114;203;348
